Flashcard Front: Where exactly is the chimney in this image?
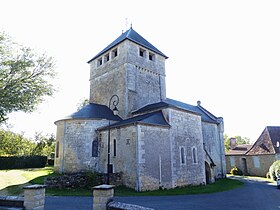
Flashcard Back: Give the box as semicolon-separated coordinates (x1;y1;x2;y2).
230;138;236;149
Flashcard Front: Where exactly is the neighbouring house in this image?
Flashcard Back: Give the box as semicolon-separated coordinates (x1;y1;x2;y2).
226;126;280;177
54;27;226;191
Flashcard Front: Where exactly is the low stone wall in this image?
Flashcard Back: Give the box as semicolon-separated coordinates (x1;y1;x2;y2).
0;196;24;208
107;201;155;210
93;184;154;210
45;172;123;188
0;185;45;210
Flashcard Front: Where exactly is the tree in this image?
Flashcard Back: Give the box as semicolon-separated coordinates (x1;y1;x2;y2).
0;129;55;157
76;98;89;111
0;32;56;123
224;134;250;152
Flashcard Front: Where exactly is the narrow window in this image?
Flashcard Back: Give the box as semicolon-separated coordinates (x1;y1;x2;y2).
92;140;98;157
97;58;102;67
192;147;197;164
104;53;110;63
55;141;59;158
149;52;155;61
180;147;185;164
139;48;146;57
113;139;117;157
112;48;118;58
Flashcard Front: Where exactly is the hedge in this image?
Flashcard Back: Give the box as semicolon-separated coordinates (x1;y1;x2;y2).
0;156;47;169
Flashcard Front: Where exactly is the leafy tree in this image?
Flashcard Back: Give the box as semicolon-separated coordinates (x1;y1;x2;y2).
0;129;35;156
76;98;89;111
224;134;250;152
0;129;55;157
32;132;55;157
0;32;56;123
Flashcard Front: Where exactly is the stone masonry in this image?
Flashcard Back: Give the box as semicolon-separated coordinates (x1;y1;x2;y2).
54;27;225;191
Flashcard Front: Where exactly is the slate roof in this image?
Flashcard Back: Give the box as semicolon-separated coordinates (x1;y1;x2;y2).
87;27;168;63
55;103;122;123
226;144;252;155
132;98;220;124
246;126;280;155
98;110;170;131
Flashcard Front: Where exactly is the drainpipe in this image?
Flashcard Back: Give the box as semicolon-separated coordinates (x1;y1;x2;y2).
217;118;224;178
61;121;66;173
136;124;141;191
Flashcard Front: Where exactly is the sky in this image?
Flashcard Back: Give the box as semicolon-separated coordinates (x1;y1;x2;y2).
0;0;280;142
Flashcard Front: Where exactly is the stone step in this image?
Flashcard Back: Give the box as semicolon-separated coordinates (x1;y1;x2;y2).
0;196;24;208
0;206;23;210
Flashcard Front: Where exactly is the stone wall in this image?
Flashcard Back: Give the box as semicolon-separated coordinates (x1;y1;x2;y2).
137;125;171;191
169;108;206;187
202;121;226;180
226;154;276;177
99;126;138;189
55;119;108;173
45;173;123;188
89;40;166;118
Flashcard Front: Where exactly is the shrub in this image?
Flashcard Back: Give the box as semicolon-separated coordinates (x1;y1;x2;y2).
0;156;47;169
230;166;243;175
266;172;271;179
269;160;280;181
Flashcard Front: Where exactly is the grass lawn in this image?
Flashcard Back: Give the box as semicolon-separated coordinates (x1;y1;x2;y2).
0;167;244;196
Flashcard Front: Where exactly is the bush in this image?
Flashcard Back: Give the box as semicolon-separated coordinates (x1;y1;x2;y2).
230;166;243;175
0;156;47;169
266;172;271;179
269;160;280;181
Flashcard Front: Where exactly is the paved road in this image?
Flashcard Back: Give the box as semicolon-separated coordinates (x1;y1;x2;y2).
45;177;280;210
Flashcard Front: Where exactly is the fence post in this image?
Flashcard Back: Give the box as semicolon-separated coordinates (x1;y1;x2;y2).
93;184;115;210
23;184;46;210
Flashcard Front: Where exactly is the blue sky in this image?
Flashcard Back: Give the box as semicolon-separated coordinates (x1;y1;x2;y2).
1;0;280;142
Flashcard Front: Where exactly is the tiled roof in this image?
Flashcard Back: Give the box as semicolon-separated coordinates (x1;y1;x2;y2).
87;27;168;63
132;98;220;124
246;126;280;155
55;103;122;123
98;110;170;130
226;144;252;155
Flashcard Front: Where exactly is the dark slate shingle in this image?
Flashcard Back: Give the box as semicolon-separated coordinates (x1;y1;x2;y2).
87;27;168;63
98;110;170;130
57;103;122;122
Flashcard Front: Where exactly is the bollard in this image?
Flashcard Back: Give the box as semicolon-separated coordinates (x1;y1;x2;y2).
93;184;115;210
23;184;46;210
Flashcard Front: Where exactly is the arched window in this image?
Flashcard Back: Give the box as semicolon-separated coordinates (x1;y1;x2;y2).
192;147;197;164
113;139;117;157
92;139;98;157
55;141;59;158
180;147;185;164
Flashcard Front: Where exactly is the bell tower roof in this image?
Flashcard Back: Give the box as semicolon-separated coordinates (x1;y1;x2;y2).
87;27;168;63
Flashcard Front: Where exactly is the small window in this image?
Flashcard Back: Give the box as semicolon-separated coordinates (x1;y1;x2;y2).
97;58;102;67
92;140;98;157
192;147;197;164
139;48;146;57
113;139;117;157
104;53;110;63
180;147;186;164
149;52;155;61
55;142;59;158
112;48;118;58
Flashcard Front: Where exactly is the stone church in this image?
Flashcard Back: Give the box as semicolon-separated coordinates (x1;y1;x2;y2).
54;27;226;191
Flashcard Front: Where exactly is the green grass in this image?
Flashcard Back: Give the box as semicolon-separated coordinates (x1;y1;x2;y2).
115;178;244;196
0;167;244;196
